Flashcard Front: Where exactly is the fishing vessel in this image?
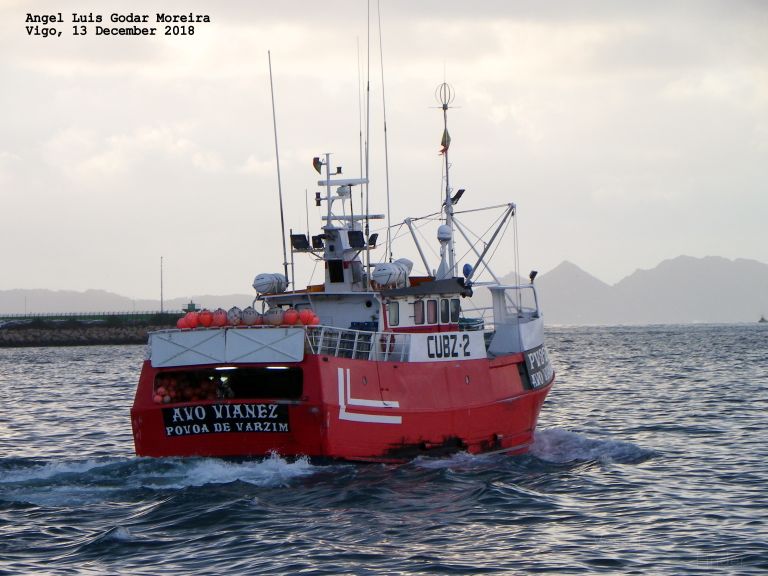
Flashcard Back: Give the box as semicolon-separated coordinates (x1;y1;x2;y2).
131;84;555;461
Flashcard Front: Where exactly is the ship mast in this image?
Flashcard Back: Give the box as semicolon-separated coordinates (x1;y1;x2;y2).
437;82;456;277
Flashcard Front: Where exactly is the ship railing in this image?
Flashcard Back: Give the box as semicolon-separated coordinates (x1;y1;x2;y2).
487;284;540;325
304;326;410;362
484;284;543;355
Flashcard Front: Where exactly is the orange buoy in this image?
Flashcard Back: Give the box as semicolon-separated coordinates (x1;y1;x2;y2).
309;314;320;326
298;309;314;325
177;317;188;329
185;311;199;328
212;308;227;327
283;308;299;325
153;394;163;403
198;309;213;327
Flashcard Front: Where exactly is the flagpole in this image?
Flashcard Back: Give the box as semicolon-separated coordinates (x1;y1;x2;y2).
437;82;455;276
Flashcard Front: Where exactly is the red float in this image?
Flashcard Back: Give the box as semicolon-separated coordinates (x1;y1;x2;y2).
198;309;213;327
283;308;299;325
298;309;314;325
185;312;199;328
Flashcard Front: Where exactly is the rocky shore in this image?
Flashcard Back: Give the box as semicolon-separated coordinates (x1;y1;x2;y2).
0;324;170;347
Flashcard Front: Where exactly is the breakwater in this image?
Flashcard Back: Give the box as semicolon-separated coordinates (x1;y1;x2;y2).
0;313;180;347
0;324;170;347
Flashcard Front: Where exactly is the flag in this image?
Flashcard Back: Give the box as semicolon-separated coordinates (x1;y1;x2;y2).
439;128;451;155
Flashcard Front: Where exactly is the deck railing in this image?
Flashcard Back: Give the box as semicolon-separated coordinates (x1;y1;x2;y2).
304;326;410;362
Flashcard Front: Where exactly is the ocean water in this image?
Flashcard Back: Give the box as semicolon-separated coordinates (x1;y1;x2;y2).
0;325;766;575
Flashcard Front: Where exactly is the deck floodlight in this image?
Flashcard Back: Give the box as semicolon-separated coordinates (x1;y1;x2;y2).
348;230;365;248
312;157;323;174
290;234;311;251
529;270;538;284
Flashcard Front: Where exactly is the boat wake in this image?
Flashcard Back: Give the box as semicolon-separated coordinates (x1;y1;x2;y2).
0;453;321;507
531;427;655;464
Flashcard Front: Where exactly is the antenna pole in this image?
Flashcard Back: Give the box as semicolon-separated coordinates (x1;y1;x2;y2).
377;0;393;263
437;82;456;277
268;50;290;286
364;0;372;287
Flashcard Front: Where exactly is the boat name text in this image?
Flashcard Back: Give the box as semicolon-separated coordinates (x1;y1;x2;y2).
427;334;470;359
524;344;554;389
162;403;289;437
408;330;485;362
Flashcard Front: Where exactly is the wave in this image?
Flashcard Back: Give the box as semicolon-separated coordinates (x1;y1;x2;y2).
140;452;318;490
412;451;498;470
0;452;321;507
531;427;655;464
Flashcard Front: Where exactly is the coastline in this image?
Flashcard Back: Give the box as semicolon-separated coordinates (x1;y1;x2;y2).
0;324;169;347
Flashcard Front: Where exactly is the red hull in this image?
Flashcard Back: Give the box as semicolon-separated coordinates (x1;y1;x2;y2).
131;353;552;461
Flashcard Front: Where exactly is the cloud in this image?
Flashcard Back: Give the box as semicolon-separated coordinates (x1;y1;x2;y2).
1;0;767;295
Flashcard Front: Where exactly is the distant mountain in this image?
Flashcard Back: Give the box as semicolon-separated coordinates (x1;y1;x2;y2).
612;256;768;324
535;261;625;325
3;256;767;324
536;256;768;325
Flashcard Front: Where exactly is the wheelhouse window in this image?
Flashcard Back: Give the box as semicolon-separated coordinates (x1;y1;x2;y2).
440;299;450;323
426;299;437;324
388;301;400;326
450;298;461;322
413;300;424;325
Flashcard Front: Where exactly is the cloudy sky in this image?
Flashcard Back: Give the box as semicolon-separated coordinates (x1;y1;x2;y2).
1;0;766;300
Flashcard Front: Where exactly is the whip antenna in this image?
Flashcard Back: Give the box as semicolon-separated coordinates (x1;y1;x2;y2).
364;0;372;285
377;0;393;263
268;50;290;286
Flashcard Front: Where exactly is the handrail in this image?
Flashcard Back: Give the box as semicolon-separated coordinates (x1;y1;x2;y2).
304;325;410;362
